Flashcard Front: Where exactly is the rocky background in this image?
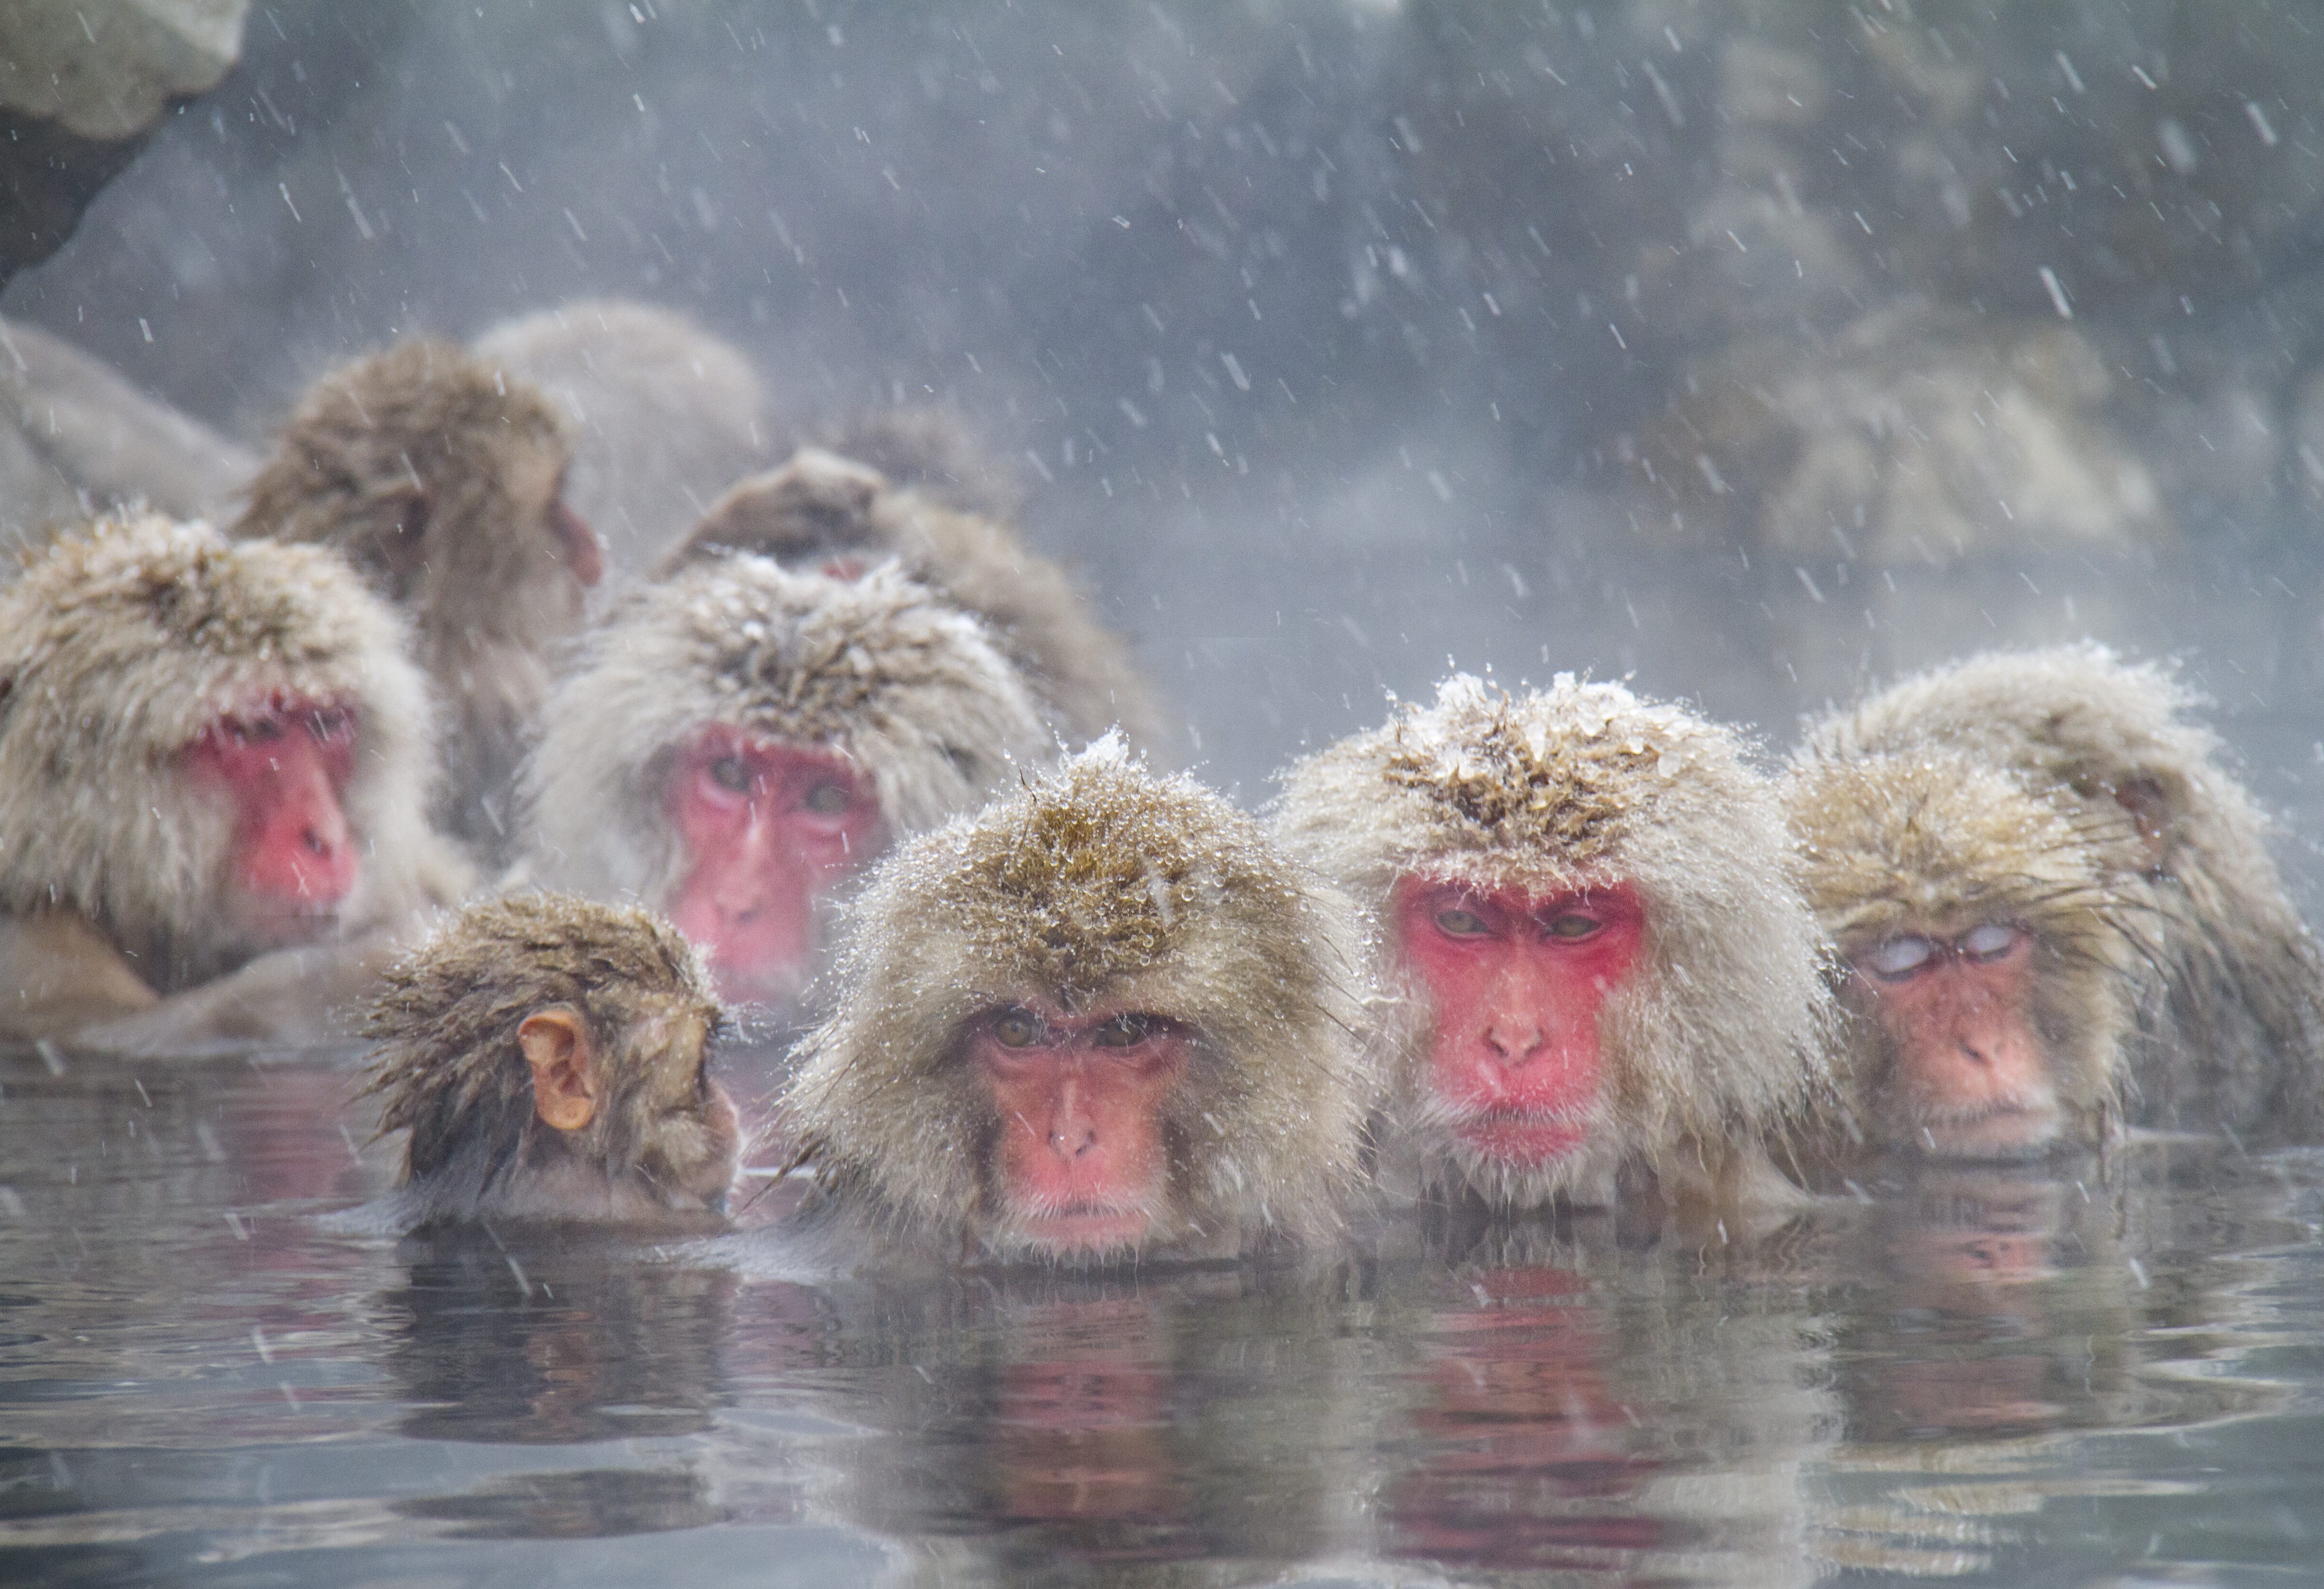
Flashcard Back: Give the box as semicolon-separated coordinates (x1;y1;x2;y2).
6;0;2323;816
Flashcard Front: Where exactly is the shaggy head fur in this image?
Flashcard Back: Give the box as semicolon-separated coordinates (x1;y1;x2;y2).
656;447;1162;749
1785;748;2143;1147
0;513;461;989
360;893;731;1225
1276;673;1836;1208
1810;643;2323;1137
781;739;1367;1263
520;556;1055;913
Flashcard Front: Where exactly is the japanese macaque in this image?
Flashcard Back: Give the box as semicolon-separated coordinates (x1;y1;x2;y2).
0;514;468;1050
519;558;1055;1010
654;447;1163;750
1275;674;1834;1220
470;298;778;576
355;894;738;1231
235;338;604;859
777;740;1367;1267
1806;644;2324;1141
1785;750;2143;1159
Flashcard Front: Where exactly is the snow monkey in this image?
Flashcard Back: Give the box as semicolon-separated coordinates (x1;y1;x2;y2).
470;298;778;577
356;894;738;1231
777;740;1367;1267
236;338;605;861
1802;643;2324;1144
0;514;468;1050
1785;750;2144;1159
1275;675;1835;1217
654;447;1164;751
519;557;1055;1010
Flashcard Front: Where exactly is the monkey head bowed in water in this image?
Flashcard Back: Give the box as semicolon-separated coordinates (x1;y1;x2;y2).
1786;747;2143;1160
519;557;1055;1009
237;338;605;859
1808;643;2324;1142
1277;674;1836;1214
0;514;465;1041
777;740;1368;1267
358;894;738;1230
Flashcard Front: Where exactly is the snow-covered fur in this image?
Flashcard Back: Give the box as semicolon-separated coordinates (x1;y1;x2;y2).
655;447;1163;751
1784;747;2142;1149
1276;673;1836;1210
1809;644;2323;1139
0;514;466;989
472;298;778;575
781;740;1367;1264
520;556;1055;913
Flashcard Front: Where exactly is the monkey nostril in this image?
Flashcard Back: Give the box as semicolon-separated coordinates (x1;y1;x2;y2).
1958;1041;1990;1067
303;829;330;855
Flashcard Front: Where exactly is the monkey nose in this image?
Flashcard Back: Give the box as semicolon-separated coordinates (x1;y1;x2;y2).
1483;1018;1548;1064
1957;1040;1991;1068
1047;1123;1098;1160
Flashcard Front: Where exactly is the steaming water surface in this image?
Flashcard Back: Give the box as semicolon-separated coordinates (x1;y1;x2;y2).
4;1042;2323;1587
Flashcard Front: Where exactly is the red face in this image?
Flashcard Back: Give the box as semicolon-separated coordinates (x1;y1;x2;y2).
971;1003;1189;1257
662;730;881;1004
180;696;361;942
1393;879;1647;1169
1848;922;2060;1156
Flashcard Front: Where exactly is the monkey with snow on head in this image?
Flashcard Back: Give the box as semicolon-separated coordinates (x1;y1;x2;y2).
775;741;1368;1268
1276;674;1836;1221
237;338;605;861
354;894;738;1233
1785;748;2144;1160
519;557;1055;1014
0;513;468;1051
655;447;1163;752
1807;644;2324;1144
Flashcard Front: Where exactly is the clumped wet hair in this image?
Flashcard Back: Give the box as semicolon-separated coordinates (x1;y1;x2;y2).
361;894;725;1216
780;738;1368;1263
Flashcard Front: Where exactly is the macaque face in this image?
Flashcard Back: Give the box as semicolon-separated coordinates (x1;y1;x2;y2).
179;695;361;946
1392;879;1646;1169
968;1001;1190;1258
662;729;881;1004
1845;921;2061;1157
503;447;604;593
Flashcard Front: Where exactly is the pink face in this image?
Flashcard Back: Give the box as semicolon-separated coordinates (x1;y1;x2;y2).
1392;880;1647;1168
662;729;881;1004
1848;922;2060;1156
547;493;605;588
969;1003;1189;1257
180;697;361;942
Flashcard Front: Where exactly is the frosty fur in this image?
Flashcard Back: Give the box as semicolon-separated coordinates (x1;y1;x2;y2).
656;446;1163;751
781;739;1368;1264
520;556;1055;912
1785;747;2141;1148
1809;643;2324;1140
0;514;465;990
1276;673;1837;1210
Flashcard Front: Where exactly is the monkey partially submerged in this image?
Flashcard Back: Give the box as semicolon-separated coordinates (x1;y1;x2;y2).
519;557;1055;1011
775;740;1368;1267
237;338;605;861
1801;644;2324;1147
1276;674;1836;1219
356;894;739;1231
655;447;1163;751
1786;749;2144;1159
0;514;468;1051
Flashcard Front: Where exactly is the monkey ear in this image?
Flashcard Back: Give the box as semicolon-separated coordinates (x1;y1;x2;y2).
2111;777;2173;869
356;490;433;599
519;1008;598;1133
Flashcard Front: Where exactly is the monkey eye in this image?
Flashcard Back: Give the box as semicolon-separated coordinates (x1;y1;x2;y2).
306;706;354;742
707;756;753;794
1089;1014;1154;1048
1435;907;1491;937
801;780;854;815
1543;911;1602;941
1960;922;2020;962
991;1007;1043;1048
232;716;287;745
1864;935;1936;981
